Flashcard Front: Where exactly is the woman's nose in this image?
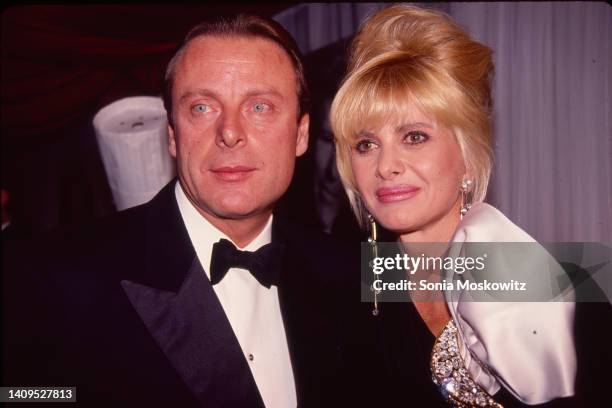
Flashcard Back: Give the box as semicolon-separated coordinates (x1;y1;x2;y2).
375;147;404;180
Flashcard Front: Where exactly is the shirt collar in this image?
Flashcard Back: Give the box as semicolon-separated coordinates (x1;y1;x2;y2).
174;181;273;278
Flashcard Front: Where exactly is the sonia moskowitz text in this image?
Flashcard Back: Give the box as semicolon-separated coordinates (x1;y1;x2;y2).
372;279;527;292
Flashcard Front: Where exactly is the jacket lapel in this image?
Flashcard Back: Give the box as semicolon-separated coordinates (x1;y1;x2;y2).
120;181;264;407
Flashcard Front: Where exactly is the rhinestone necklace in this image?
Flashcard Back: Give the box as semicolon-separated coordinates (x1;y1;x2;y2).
431;320;503;407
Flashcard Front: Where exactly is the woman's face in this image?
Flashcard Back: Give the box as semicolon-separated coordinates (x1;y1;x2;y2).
350;103;467;240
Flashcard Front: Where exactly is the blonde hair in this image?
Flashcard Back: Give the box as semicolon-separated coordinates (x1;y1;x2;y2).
331;5;494;228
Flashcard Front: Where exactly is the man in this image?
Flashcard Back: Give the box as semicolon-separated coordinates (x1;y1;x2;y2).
2;14;360;407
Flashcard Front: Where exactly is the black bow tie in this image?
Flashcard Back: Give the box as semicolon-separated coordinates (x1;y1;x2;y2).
209;238;283;288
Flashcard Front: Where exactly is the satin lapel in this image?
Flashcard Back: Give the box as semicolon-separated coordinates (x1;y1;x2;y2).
119;181;264;407
121;258;264;408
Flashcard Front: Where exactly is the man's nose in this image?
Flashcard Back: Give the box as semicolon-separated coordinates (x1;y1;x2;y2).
216;109;245;148
376;147;405;180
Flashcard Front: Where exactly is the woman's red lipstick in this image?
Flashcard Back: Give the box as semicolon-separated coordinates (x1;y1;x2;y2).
375;186;421;203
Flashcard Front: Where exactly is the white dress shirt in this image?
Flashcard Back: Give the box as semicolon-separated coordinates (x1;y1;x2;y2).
175;182;296;408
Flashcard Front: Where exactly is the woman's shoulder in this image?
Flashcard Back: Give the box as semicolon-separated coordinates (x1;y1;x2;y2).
452;202;534;243
447;203;578;404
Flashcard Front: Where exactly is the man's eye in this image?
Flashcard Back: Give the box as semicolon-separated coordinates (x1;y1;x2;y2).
404;131;429;144
253;103;269;113
355;140;377;153
193;104;210;113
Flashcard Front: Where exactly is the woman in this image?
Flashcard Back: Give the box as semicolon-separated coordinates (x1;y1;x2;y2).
330;5;577;407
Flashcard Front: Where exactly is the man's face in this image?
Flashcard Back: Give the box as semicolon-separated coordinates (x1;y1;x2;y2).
168;36;309;222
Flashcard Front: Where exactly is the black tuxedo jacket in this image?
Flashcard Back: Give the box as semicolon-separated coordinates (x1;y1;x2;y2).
2;181;363;407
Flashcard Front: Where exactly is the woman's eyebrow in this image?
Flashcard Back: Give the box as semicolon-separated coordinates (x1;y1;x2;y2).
354;130;375;139
396;122;434;132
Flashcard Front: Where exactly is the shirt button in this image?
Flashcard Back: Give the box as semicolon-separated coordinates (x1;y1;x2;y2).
248;353;254;361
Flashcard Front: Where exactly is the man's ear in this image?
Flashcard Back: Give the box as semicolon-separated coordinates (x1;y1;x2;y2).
295;113;310;157
168;124;177;158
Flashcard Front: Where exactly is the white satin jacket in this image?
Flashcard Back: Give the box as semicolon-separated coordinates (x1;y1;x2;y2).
446;203;576;404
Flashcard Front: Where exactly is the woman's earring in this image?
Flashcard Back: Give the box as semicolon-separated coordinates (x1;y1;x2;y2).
460;179;474;219
367;213;380;316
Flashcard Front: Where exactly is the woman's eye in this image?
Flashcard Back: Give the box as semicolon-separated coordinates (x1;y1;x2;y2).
193;104;210;113
404;131;429;144
253;103;269;113
355;139;377;153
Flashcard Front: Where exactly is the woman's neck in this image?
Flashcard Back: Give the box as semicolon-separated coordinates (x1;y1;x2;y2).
398;199;463;337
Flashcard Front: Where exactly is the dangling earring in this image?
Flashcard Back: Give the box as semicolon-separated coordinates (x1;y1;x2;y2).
460;179;474;219
367;213;380;316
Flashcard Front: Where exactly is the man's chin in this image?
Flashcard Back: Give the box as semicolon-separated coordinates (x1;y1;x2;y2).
204;203;272;222
215;209;265;220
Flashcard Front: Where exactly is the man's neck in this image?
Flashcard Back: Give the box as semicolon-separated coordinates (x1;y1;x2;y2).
176;180;273;248
196;209;272;249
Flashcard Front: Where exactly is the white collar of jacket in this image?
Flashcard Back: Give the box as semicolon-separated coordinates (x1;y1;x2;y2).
445;202;576;404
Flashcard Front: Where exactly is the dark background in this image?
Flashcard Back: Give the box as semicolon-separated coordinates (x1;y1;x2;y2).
1;4;361;239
